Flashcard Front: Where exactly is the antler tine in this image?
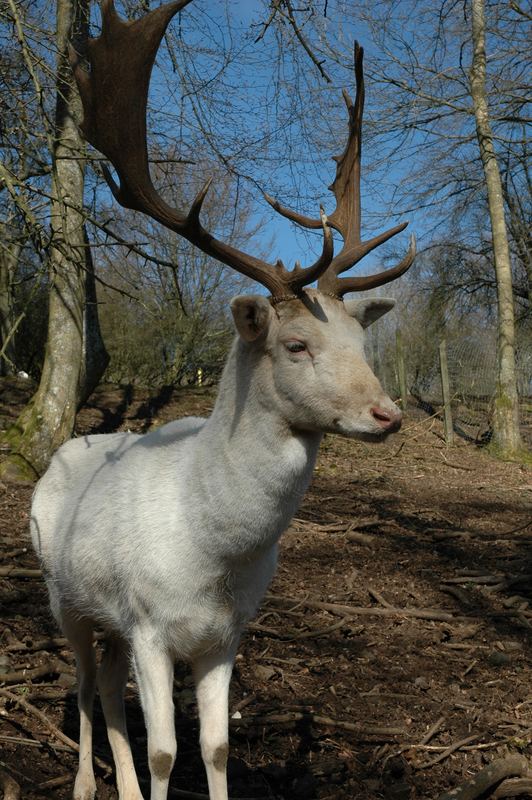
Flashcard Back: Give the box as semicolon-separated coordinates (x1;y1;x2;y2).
336;233;416;294
70;0;334;299
264;42;415;298
288;207;333;293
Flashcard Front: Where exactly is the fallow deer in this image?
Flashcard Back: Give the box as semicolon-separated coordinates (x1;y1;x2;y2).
31;2;415;798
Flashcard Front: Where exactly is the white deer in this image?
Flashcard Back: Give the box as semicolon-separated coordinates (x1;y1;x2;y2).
31;2;415;799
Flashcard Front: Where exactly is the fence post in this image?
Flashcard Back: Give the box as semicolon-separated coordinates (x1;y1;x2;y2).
439;338;454;446
395;329;408;411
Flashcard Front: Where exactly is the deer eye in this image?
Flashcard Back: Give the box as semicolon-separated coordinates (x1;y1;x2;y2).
285;341;307;354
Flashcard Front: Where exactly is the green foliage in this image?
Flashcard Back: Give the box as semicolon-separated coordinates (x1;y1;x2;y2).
99;287;234;388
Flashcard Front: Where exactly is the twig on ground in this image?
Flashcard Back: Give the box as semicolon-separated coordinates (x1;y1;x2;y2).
498;519;532;536
231;710;404;739
0;687;79;751
345;530;375;545
347;517;381;531
409;736;528;754
0;660;74;684
284;616;352;641
0;687;111;774
442;574;506;585
0;768;21;800
432;524;532;541
250;614;355;641
36;775;73;790
373;439;406;461
492;777;532;798
460;659;478;679
231;693;257;714
420;716;446;746
4;688;70;702
6;636;68;652
265;593;457;622
432;530;470;541
0;734;73;752
247;622;280;637
440;585;475;606
439;453;476;471
368;588;395;610
382;715;447;771
1;547;28;560
293;516;380;536
6;631;105;652
438;755;531;800
485;576;530;594
417;732;484;769
0;566;42;578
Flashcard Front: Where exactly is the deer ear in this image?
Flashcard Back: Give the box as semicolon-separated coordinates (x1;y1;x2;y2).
231;295;273;342
344;298;395;328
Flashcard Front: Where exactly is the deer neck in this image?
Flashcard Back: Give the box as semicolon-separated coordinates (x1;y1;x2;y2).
192;338;321;557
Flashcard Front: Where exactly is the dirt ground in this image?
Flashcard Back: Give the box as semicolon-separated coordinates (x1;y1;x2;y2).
1;377;531;800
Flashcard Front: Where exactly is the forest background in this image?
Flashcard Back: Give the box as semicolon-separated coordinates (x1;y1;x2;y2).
0;0;530;478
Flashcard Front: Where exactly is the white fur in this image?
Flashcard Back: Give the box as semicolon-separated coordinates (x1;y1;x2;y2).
31;290;400;800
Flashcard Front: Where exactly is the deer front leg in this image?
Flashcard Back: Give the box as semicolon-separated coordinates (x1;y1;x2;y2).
193;650;235;800
132;634;176;800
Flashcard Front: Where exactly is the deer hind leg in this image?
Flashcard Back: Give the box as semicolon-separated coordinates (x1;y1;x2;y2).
97;636;143;800
60;613;97;800
131;633;176;800
193;650;235;800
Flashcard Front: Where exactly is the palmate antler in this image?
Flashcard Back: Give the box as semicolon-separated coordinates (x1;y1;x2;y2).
71;2;414;301
265;43;416;298
69;0;333;300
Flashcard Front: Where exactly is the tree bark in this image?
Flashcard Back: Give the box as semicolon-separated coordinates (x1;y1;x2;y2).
0;0;108;480
470;0;523;456
78;225;109;403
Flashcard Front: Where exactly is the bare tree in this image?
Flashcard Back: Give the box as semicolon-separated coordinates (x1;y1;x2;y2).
0;0;108;480
469;0;522;454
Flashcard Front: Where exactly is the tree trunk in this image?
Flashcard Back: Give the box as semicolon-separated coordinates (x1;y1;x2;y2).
78;225;109;403
0;0;108;481
470;0;523;457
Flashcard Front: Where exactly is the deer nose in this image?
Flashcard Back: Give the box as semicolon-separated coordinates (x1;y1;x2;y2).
370;406;402;432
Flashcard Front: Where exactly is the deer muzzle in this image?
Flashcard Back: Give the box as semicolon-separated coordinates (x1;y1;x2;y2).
370;405;402;432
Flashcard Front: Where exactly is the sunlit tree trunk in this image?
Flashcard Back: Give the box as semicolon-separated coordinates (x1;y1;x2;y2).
0;0;108;480
470;0;522;456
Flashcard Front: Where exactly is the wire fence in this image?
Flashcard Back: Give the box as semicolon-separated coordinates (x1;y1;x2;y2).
370;328;532;447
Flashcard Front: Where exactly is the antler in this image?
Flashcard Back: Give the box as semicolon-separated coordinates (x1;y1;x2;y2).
265;42;416;298
69;0;333;299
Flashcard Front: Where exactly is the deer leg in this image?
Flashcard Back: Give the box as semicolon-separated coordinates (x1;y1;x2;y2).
131;635;176;800
61;614;97;800
97;636;143;800
193;651;235;800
